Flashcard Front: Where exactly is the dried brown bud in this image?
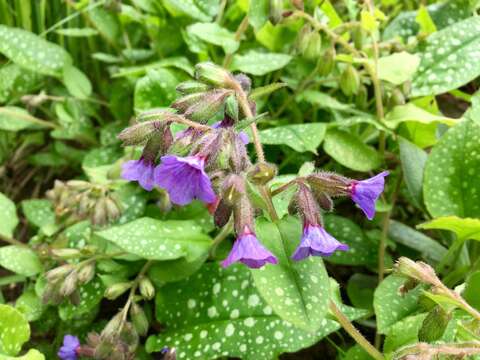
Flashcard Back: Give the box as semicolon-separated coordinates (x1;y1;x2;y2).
78;262;96;284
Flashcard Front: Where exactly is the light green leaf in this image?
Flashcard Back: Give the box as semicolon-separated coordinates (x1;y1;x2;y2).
412;16;480;97
298;90;355;112
415;5;437;35
252;216;330;331
383;314;427;353
163;0;214;21
187;23;238;53
342;344;373;360
399;137;427;207
146;262;365;359
423;119;480;218
15;288;45;322
377;52;420;85
388;221;447;263
21;199;55;229
464;271;480;310
0;25;72;76
0;192;18;238
55;27;99;37
0;107;40;132
374;275;422;334
0;349;45;360
62;65;92;99
259;123;326;153
0;304;30;356
324;215;376;266
346;274;376;310
87;7;121;45
134;69;178;112
231;51;292;76
113;56;194;78
0;246;43;276
418;216;480;241
248;0;269;30
96;217;212;261
58;277;105;320
323;129;381;172
0;64;43;103
384;103;455;129
250;83;287;100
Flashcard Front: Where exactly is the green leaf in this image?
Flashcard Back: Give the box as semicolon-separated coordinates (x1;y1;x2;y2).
0;246;43;276
415;5;437;35
187;23;238;53
162;0;214;22
231;51;292;76
374;275;422;334
0;349;45;360
388;221;447;263
21;199;55;229
342;344;373;360
347;274;376;310
134;69;178;112
418;216;480;241
412;16;480;97
113;56;194;78
87;7;121;45
0;25;72;76
62;65;92;99
148;254;207;286
55;27;99;37
0;107;38;132
251;216;330;331
15;288;45;322
58;277;105;320
464;271;480;310
0;192;18;238
259;123;326;153
424;119;480;218
377;52;420;85
383;314;427;353
96;217;212;261
298;90;355;112
146;262;365;359
0;64;43;103
248;0;269;30
250;83;286;100
0;304;30;356
323;129;381;172
399;137;427;207
384;104;455;129
324;215;376;266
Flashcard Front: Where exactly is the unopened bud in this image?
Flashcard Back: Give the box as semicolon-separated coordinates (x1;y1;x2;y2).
130;303;149;336
117;121;161;146
388;88;406;108
139;277;155;300
104;282;132;300
101;312;124;339
104;196;121;222
234;74;251;94
355;85;368;110
352;27;365;50
318;47;336;76
66;180;90;190
312;191;333;212
69;290;81;306
221;174;246;205
176;80;210;95
194;62;235;88
45;265;74;282
214;199;233;227
340;65;360;96
269;0;283;25
92;198;108;226
225;95;239;122
247;162;277;185
59;270;78;297
78;262;96;284
418;306;451;342
291;0;304;10
394;257;440;287
51;248;81;259
299;28;322;61
184;90;231;122
171;92;207;113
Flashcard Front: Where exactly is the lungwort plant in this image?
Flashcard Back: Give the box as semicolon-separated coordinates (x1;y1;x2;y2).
2;0;480;359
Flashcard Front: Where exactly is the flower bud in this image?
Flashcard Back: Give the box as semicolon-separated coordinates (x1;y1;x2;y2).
59;270;78;297
318;47;336;76
194;62;235;88
176;80;210;95
299;28;322;61
394;257;440;287
139;277;155;300
101;312;124;339
312;191;333;212
225;95;239;122
352;27;365;50
418;306;451;342
295;183;321;226
269;0;283;25
340;65;360;96
234;74;251;94
247;162;277;185
388;88;406;108
355;85;368;110
117;121;162;146
51;248;81;259
130;303;149;336
171;92;207;113
214;198;233;227
104;196;121;223
92;198;108;226
45;264;74;282
184;90;231;123
291;0;304;10
221;174;246;205
78;262;96;284
104;282;132;300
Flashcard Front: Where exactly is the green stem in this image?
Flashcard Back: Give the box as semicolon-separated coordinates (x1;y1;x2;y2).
329;301;384;360
209;221;233;258
0;234;28;248
223;16;249;68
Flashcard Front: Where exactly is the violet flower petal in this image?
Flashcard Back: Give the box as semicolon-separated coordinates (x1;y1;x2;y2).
350;171;389;220
58;335;80;360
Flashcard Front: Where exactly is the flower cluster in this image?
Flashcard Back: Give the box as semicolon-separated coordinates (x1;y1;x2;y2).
118;62;389;269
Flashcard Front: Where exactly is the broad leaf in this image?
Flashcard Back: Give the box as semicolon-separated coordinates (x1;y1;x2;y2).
87;7;121;45
0;304;30;356
464;271;480;310
0;25;71;76
163;0;214;22
412;16;480;97
0;246;43;276
15;288;45;322
252;216;330;331
259;123;326;153
0;64;42;103
187;23;238;53
383;314;427;353
374;275;422;334
96;217;212;261
384;104;455;129
0;192;18;238
298;90;355;112
0;349;45;360
0;107;38;132
377;52;420;85
146;262;365;359
323;129;381;172
231;51;292;76
21;199;55;229
418;216;480;241
399;137;427;207
134;69;178;112
248;0;269;30
62;65;92;99
424;119;480;218
58;277;105;320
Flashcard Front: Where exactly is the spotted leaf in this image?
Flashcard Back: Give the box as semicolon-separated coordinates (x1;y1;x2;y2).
0;246;42;277
259;123;326;154
0;304;30;356
58;277;105;320
230;51;292;76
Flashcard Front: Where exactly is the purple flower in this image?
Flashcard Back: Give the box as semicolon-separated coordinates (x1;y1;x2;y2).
349;171;389;220
121;157;156;191
154;155;216;205
212;121;249;144
222;226;278;269
58;335;80;360
291;223;349;261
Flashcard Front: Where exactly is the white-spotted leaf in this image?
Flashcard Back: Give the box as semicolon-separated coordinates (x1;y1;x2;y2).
259;123;326;153
0;304;30;356
187;23;238;53
0;192;18;238
0;246;43;276
231;51;292;76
